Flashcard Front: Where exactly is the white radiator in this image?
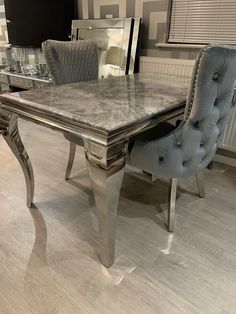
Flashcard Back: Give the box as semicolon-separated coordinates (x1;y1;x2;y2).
139;56;195;78
139;56;236;154
221;102;236;152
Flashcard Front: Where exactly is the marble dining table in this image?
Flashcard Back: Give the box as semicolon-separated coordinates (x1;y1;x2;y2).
0;73;189;267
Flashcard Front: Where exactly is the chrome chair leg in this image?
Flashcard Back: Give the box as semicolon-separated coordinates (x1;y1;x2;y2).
65;142;76;180
196;171;205;198
168;178;178;232
207;160;214;170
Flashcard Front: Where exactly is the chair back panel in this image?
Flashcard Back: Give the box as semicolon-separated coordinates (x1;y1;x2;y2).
131;45;236;177
42;40;98;85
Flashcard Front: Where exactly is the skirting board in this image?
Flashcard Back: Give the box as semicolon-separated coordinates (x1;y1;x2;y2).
214;151;236;168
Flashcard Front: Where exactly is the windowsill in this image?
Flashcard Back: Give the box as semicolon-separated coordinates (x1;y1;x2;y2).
155;43;205;49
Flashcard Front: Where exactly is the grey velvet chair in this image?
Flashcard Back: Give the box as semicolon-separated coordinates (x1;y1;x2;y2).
42;39;99;179
129;44;236;232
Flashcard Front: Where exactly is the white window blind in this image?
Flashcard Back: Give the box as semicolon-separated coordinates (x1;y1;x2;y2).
169;0;236;44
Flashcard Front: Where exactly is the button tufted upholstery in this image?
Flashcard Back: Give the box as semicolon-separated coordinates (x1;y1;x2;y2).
130;45;236;178
42;39;98;85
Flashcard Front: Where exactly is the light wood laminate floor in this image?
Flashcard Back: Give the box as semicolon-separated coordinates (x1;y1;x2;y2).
0;119;236;314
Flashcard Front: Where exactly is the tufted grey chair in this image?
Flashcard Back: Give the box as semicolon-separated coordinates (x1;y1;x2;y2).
42;39;99;179
129;44;236;232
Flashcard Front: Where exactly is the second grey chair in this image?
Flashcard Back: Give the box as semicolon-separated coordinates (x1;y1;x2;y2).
42;39;99;179
129;44;236;232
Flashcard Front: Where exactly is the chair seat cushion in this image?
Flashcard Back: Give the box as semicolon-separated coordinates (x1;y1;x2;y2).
129;121;175;152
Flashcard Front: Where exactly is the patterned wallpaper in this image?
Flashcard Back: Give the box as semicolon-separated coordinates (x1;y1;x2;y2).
0;0;199;60
0;0;7;44
77;0;199;59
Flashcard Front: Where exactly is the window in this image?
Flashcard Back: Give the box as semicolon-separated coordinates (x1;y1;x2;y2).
169;0;236;45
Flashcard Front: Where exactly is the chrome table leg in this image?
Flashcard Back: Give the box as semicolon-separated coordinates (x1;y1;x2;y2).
65;142;76;180
0;110;34;208
84;139;127;267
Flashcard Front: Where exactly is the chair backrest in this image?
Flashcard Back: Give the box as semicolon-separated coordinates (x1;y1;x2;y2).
132;45;236;178
171;44;236;176
42;39;98;85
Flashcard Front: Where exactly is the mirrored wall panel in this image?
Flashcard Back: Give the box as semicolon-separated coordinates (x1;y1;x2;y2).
71;18;141;78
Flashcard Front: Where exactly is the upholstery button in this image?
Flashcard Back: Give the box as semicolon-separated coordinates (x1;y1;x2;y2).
176;141;181;147
200;142;204;147
194;121;199;127
182;161;187;166
159;156;164;162
212;72;219;80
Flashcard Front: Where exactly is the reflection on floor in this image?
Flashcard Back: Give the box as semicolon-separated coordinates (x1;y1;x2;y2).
0;119;236;314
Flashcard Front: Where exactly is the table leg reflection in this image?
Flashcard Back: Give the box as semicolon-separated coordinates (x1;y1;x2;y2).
84;139;127;267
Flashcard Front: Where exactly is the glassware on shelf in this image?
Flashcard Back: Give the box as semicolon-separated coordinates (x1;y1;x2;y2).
14;60;23;73
18;49;34;76
38;64;49;77
37;50;49;77
6;58;16;72
1;47;49;78
12;48;24;73
21;48;37;75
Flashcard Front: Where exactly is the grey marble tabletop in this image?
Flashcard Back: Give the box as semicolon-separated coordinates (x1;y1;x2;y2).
0;73;190;133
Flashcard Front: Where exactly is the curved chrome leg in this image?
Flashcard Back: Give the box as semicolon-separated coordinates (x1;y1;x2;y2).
196;171;205;198
0;110;34;207
84;139;127;267
168;178;178;232
65;142;76;180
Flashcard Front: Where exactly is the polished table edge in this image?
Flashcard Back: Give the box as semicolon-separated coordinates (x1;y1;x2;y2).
0;93;186;146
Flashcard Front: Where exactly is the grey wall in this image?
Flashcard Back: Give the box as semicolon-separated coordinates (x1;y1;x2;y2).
0;0;7;43
77;0;200;59
0;0;200;60
0;0;8;60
